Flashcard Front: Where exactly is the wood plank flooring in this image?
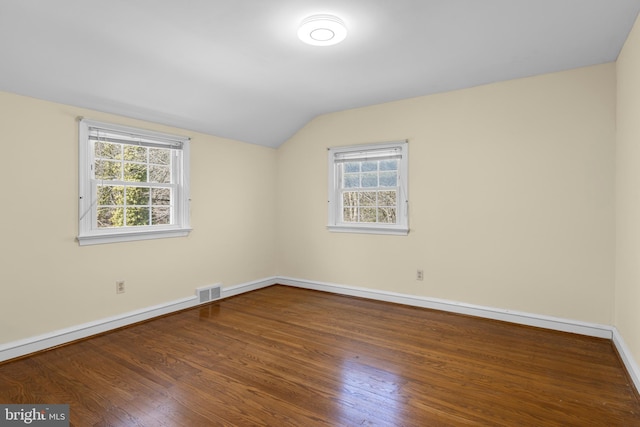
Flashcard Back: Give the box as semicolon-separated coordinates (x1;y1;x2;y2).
1;285;639;426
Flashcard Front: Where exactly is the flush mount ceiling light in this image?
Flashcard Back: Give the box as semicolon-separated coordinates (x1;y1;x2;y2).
298;14;347;46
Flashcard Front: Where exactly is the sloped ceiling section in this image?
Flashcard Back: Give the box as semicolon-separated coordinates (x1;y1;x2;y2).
1;0;639;147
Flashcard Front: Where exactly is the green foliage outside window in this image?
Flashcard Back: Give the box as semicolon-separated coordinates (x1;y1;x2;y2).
95;141;172;228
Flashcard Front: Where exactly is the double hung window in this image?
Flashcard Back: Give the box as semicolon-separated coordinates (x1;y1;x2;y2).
328;141;408;235
78;119;191;245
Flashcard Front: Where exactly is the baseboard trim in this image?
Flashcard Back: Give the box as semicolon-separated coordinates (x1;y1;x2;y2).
278;277;613;338
222;276;278;299
2;275;638;397
0;277;279;363
612;327;640;395
0;295;198;363
278;276;640;394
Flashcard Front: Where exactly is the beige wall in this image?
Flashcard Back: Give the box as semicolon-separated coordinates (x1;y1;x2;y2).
277;63;616;324
616;16;640;372
0;59;622;349
0;91;278;344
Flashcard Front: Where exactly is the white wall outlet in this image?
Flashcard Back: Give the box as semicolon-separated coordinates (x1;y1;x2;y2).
416;269;424;281
116;280;125;294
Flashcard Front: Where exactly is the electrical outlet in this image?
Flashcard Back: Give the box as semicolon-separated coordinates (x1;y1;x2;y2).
416;269;424;281
116;280;125;294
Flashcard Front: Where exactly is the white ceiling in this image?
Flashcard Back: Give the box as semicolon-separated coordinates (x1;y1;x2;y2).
1;1;639;148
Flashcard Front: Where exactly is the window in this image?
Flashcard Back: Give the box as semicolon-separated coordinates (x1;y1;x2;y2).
328;141;408;235
78;119;191;245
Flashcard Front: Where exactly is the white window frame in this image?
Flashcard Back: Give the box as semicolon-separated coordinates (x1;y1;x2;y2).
328;140;409;235
78;119;191;246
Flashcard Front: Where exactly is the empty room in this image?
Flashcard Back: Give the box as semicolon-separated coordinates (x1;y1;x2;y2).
1;1;640;425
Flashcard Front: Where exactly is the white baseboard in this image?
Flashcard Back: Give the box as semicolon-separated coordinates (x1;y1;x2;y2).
278;277;613;338
2;274;638;396
222;276;278;298
0;277;278;363
612;327;640;395
0;295;199;363
277;276;640;395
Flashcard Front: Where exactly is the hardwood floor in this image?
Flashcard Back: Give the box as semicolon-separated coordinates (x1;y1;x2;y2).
1;285;639;426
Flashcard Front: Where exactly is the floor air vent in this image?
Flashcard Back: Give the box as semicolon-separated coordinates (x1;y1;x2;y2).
196;284;222;304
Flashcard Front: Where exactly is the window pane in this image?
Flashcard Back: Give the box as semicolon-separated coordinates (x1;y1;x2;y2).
378;207;397;223
124;162;147;182
149;165;170;183
379;171;397;187
344;174;360;188
343;207;357;222
361;173;378;187
362;161;377;172
97;185;124;206
152;188;171;205
378;190;397;207
344;162;360;173
152;207;171;225
123;145;147;162
380;159;398;171
97;207;123;228
343;191;357;207
149;148;170;165
359;207;377;222
95;160;121;180
328;142;406;232
359;191;376;206
95;141;122;160
80;120;190;242
126;187;149;206
126;207;150;226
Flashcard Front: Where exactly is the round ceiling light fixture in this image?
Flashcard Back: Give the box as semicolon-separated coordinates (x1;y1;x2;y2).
298;14;347;46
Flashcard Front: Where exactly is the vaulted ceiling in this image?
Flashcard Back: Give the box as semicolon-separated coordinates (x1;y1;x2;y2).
1;1;639;147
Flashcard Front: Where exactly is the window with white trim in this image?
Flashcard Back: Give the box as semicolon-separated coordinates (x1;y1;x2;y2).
78;119;191;245
328;141;408;235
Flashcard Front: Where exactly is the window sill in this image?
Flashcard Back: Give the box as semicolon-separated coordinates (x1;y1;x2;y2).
327;224;409;236
77;227;192;246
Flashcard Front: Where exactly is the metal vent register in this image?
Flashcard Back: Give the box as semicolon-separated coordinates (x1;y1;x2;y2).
196;285;221;304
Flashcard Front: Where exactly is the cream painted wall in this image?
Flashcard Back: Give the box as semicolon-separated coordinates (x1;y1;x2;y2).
0;59;620;350
277;63;616;324
616;15;640;373
0;91;278;344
